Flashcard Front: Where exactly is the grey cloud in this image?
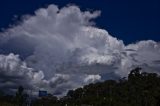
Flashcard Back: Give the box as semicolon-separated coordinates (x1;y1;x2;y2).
0;4;160;96
84;74;101;83
153;60;160;64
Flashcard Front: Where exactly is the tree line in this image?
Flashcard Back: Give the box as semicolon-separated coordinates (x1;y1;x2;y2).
0;67;160;106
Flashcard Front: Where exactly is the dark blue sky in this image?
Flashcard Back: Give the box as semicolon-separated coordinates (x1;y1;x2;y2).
0;0;159;44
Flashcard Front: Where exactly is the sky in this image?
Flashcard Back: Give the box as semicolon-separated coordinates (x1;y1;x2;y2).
0;0;160;44
0;0;160;97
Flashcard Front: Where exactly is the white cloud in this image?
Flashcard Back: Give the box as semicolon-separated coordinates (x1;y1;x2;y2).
0;4;160;96
0;53;45;92
84;74;101;83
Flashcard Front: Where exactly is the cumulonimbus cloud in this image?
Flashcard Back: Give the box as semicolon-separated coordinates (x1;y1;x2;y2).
0;4;160;96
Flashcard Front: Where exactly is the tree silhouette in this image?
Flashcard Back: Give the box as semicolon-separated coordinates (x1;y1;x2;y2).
1;68;160;106
16;86;25;106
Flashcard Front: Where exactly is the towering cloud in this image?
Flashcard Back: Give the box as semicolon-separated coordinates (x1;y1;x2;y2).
0;4;160;96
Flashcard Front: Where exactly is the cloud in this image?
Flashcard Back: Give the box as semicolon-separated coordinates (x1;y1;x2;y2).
0;53;46;93
84;74;101;83
0;4;160;96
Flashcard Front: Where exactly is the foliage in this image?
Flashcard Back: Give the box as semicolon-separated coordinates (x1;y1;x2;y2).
62;68;160;106
0;68;160;106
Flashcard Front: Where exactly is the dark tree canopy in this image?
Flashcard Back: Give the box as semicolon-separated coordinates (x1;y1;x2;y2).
0;68;160;106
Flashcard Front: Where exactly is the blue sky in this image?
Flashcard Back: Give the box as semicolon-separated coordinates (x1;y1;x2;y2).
0;0;160;96
0;0;159;44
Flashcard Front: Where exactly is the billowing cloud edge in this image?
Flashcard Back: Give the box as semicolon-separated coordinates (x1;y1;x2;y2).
0;4;159;96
